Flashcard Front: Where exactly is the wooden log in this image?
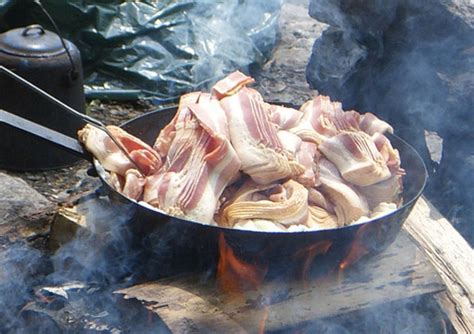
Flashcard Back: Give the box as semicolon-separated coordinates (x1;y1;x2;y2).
116;230;444;333
48;206;88;251
403;197;474;334
119;282;247;334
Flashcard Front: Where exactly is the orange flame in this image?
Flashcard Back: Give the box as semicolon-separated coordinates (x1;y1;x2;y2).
217;233;268;295
339;224;381;271
258;305;269;334
293;240;333;286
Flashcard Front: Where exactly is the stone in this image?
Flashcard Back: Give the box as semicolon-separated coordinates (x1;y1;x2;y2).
0;173;55;330
306;0;474;244
0;172;56;248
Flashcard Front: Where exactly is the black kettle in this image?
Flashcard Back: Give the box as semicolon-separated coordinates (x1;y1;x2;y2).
0;24;86;171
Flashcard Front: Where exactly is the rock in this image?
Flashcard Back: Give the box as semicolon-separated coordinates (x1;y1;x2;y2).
0;172;56;248
306;0;474;244
0;173;54;330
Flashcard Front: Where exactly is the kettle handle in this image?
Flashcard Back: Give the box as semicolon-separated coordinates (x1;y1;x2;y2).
33;0;78;80
22;24;45;36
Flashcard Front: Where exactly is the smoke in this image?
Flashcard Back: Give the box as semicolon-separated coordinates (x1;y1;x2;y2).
295;296;449;334
0;193;168;333
0;243;50;332
306;0;474;244
186;0;282;91
48;196;138;284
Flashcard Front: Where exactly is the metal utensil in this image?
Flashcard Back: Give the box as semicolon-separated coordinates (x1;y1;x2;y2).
0;109;89;160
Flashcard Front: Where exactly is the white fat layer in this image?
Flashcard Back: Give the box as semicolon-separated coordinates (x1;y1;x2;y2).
234;219;286;232
277;130;302;155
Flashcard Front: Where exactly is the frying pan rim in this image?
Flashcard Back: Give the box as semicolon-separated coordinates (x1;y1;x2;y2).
93;104;428;236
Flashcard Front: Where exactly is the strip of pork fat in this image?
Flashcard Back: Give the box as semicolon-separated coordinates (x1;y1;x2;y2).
268;104;302;130
143;97;241;224
221;179;309;228
78;125;161;176
357;175;403;209
153;92;202;159
289;95;360;144
78;125;161;200
211;71;255;99
359;112;394;136
220;87;305;184
319;131;392;187
319;158;369;226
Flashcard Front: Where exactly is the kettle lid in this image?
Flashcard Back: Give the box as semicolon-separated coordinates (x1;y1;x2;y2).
0;24;66;58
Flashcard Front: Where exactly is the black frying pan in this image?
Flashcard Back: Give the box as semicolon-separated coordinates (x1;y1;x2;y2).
0;103;427;278
0;67;427;278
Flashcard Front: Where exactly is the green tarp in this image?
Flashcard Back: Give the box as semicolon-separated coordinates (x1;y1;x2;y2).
0;0;281;101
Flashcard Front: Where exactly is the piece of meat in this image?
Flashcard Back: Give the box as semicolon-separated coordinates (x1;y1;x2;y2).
143;97;241;224
372;133;405;175
357;175;402;209
153;92;203;159
295;141;320;187
211;71;255;99
318;158;369;225
319;131;391;187
288;97;328;144
359;112;393;136
122;169;146;200
277;130;302;156
220;87;305;184
220;179;309;228
78;124;161;176
370;202;398;219
308;188;334;213
107;169;145;201
268;104;302;130
108;172;124;193
307;206;339;230
289;95;360;144
234;219;286;232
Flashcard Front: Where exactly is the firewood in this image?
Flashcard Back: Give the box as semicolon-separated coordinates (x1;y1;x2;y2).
403;197;474;334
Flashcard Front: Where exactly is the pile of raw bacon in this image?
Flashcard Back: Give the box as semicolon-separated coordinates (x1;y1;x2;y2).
78;71;404;232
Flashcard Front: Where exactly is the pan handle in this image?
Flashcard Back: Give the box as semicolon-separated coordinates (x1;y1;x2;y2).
0;109;93;163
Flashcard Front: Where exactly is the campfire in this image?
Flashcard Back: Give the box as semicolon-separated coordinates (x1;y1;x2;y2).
0;0;472;333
